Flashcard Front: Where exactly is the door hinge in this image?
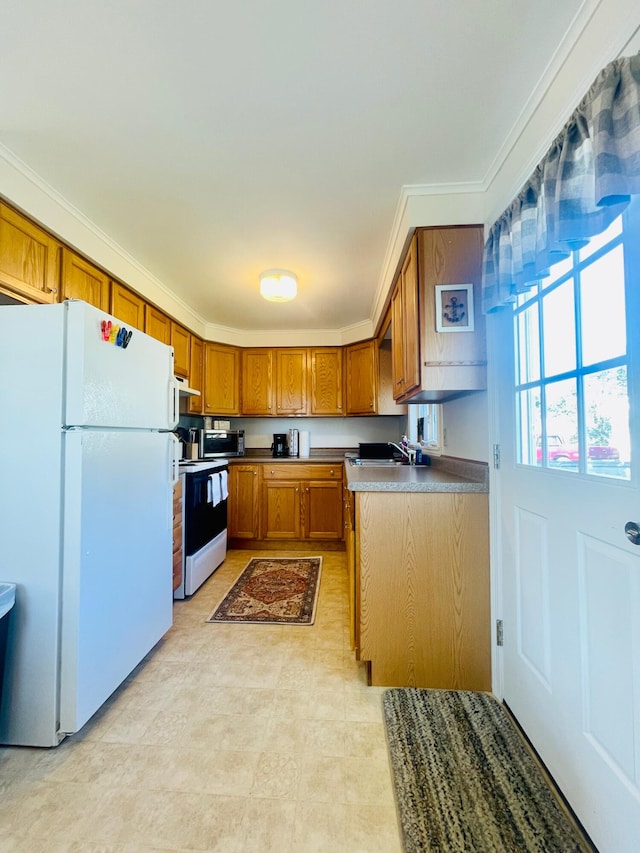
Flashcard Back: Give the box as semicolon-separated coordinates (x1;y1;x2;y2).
493;444;501;469
496;619;504;647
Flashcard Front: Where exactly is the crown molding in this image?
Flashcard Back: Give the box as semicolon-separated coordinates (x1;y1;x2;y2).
0;142;207;335
204;319;373;348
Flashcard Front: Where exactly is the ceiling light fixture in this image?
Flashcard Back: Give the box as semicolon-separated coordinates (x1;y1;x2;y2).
259;269;297;302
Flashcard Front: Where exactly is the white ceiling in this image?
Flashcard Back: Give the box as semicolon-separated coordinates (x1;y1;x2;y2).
1;0;586;334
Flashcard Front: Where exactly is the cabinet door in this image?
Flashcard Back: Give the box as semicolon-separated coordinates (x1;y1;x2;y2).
391;283;405;397
303;480;343;540
172;478;183;592
204;342;240;415
0;203;60;303
392;236;420;400
310;347;343;415
241;349;274;415
261;480;301;539
358;491;490;690
110;282;145;330
344;485;357;651
418;226;486;394
171;322;191;378
60;249;109;311
145;304;171;344
276;348;308;415
188;336;204;414
345;340;378;415
228;464;260;538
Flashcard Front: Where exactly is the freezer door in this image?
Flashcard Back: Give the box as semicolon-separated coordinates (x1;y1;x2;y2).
59;429;174;735
64;300;178;429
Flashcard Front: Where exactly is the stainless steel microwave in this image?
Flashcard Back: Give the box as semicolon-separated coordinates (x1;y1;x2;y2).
199;429;245;458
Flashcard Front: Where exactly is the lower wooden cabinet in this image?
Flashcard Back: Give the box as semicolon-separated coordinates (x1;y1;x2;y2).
344;483;357;651
228;464;261;539
261;464;343;541
228;461;344;547
172;477;183;592
354;489;490;690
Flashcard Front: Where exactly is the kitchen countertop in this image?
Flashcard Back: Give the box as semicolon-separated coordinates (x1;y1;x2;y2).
178;459;230;473
345;456;489;493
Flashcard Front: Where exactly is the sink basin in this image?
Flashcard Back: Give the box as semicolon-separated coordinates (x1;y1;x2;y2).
348;458;403;467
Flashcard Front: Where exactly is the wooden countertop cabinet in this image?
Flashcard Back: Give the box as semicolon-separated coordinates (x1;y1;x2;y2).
228;460;344;548
356;490;490;690
261;463;343;541
228;463;261;539
172;477;183;592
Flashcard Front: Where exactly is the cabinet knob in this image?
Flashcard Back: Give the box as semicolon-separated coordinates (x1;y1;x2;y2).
270;470;274;475
330;469;334;475
253;471;257;476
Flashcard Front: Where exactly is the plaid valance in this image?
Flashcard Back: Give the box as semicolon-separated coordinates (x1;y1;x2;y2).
482;53;640;313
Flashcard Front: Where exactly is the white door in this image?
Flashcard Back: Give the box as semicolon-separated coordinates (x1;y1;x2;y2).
491;202;640;852
63;300;178;430
59;428;174;734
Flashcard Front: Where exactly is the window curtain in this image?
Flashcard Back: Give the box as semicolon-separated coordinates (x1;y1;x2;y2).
482;52;640;313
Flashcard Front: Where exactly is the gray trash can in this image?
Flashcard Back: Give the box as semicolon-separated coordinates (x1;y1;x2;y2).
0;583;16;699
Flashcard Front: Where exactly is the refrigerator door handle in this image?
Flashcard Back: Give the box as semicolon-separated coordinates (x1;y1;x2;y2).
169;378;179;430
169;433;180;485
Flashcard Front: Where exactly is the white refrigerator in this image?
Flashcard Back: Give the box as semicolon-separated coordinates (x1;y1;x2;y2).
0;300;180;746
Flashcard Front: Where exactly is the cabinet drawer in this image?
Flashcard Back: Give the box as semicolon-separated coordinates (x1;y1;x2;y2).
261;463;342;480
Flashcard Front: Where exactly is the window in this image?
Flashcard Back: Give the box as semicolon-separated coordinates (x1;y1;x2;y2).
409;403;443;456
514;209;633;480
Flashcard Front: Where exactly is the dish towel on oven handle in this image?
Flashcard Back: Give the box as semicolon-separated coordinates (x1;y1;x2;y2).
208;473;222;506
220;469;228;500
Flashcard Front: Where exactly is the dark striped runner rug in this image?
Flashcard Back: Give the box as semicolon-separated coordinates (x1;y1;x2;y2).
383;689;594;853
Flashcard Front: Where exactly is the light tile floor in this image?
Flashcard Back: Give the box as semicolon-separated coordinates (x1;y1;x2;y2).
0;550;403;852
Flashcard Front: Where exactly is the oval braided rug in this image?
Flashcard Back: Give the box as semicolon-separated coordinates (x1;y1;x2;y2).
383;689;594;853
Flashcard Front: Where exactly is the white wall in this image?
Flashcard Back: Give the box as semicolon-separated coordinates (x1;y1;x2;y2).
442;393;490;463
231;415;407;451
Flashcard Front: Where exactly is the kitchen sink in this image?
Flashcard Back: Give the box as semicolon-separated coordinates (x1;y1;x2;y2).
348;458;403;466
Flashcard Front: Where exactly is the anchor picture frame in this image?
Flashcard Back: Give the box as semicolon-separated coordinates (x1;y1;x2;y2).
435;283;474;333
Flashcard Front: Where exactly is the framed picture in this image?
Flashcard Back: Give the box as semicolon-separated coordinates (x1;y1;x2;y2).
435;284;474;333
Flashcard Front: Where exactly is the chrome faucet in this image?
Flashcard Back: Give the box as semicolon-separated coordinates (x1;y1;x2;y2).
388;441;416;465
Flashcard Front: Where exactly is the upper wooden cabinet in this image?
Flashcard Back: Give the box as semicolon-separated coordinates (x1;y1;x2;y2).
275;348;308;415
171;322;191;378
310;347;344;415
110;282;145;330
241;348;274;416
407;225;486;402
204;342;240;415
188;336;204;414
145;304;171;344
345;339;378;415
0;203;60;304
60;249;109;311
391;235;421;400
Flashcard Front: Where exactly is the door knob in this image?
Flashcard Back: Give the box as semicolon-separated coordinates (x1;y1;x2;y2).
624;521;640;545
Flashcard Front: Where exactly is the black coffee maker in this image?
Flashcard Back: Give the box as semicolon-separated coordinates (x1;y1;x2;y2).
271;433;289;457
